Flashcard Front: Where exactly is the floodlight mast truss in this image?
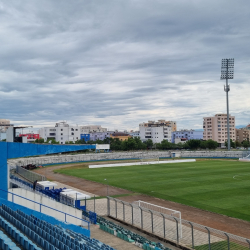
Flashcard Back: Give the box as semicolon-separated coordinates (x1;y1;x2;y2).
221;58;234;150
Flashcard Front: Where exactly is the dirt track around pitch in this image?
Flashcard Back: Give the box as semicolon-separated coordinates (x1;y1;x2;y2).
34;163;250;239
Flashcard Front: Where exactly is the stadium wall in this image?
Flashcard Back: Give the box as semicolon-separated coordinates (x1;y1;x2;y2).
8;150;250;168
8;188;83;226
0;197;90;237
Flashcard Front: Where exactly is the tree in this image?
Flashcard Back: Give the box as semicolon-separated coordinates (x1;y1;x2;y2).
65;141;74;144
205;139;218;149
242;140;250;149
225;139;236;148
186;139;201;150
200;141;207;149
35;138;45;143
235;141;241;147
145;139;153;149
75;138;86;144
46;138;59;144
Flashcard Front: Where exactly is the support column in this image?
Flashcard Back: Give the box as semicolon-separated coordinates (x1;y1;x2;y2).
0;142;8;200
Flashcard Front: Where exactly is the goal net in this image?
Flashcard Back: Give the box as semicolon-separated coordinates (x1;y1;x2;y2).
133;200;182;238
139;156;159;165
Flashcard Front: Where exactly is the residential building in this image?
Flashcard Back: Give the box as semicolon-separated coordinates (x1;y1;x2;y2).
0;119;11;132
0;132;6;141
89;131;114;141
203;114;236;146
245;124;250;130
38;122;81;144
80;134;90;142
110;132;132;141
171;130;203;144
127;130;140;138
80;125;107;134
236;128;250;143
19;133;40;143
139;120;173;143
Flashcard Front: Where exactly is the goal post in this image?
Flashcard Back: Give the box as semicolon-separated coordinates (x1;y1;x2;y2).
139;156;159;164
133;200;182;238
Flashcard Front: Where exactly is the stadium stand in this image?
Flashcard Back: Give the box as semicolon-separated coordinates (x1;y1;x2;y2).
0;199;115;250
10;175;175;250
97;216;172;250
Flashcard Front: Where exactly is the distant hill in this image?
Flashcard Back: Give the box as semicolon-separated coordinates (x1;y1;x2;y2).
235;125;247;129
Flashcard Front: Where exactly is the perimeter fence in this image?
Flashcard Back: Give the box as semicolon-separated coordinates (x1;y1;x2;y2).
84;196;250;250
15;165;46;182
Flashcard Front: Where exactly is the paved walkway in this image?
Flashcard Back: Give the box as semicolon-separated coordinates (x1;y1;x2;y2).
105;217;180;250
90;224;139;250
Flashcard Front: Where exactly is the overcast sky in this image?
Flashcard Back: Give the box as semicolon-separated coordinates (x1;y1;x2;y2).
1;0;250;132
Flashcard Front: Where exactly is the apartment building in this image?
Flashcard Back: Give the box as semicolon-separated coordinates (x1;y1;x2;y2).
89;131;114;141
139;120;173;143
128;131;140;138
236;128;250;142
0;119;11;132
80;125;107;134
19;133;40;143
203;114;236;146
171;130;203;144
110;132;132;141
38;122;81;144
0;132;6;141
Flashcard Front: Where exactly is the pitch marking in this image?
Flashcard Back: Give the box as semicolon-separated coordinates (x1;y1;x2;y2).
233;173;250;180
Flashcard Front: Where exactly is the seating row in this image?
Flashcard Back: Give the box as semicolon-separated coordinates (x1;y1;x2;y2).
0;215;41;250
1;205;115;250
97;216;173;250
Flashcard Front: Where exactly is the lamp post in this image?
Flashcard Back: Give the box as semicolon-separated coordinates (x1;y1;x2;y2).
104;179;109;196
221;58;234;150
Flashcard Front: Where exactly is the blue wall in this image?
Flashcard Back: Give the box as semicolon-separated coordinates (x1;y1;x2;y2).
0;141;96;199
80;134;90;142
0;143;7;200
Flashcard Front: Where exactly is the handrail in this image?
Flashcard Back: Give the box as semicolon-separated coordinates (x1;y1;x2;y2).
0;188;90;230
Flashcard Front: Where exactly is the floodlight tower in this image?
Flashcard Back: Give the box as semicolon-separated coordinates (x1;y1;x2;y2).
221;58;234;150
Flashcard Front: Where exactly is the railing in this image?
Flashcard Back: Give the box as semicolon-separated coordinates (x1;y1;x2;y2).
16;165;46;182
106;197;250;250
0;188;90;230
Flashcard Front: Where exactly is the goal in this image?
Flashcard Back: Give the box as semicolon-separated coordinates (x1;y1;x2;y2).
139;156;159;165
134;200;182;238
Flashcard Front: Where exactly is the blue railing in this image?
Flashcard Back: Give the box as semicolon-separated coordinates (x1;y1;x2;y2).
0;188;90;230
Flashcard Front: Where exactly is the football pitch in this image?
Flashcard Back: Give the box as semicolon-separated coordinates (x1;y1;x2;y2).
55;159;250;221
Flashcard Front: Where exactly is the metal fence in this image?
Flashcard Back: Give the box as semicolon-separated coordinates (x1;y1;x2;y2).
103;197;250;250
15;165;46;182
8;150;250;168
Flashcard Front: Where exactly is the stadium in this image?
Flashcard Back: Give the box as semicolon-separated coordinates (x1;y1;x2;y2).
1;141;250;250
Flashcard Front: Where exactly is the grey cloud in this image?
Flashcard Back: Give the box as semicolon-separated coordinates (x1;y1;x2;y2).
0;0;250;130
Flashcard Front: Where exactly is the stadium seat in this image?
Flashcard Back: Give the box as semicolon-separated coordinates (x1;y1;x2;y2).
0;205;115;250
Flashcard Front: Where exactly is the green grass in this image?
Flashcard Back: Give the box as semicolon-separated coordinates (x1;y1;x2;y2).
54;160;250;221
194;241;249;250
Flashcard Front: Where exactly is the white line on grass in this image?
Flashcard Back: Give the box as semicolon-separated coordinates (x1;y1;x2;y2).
233;173;250;180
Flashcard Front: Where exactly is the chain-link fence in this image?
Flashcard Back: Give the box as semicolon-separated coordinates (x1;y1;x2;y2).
15;165;46;182
103;197;250;250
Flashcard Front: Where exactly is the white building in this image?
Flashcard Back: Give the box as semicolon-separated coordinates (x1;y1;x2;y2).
39;122;81;144
0;132;6;141
139;122;172;143
128;131;140;138
80;125;107;134
171;130;203;143
0;119;11;132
